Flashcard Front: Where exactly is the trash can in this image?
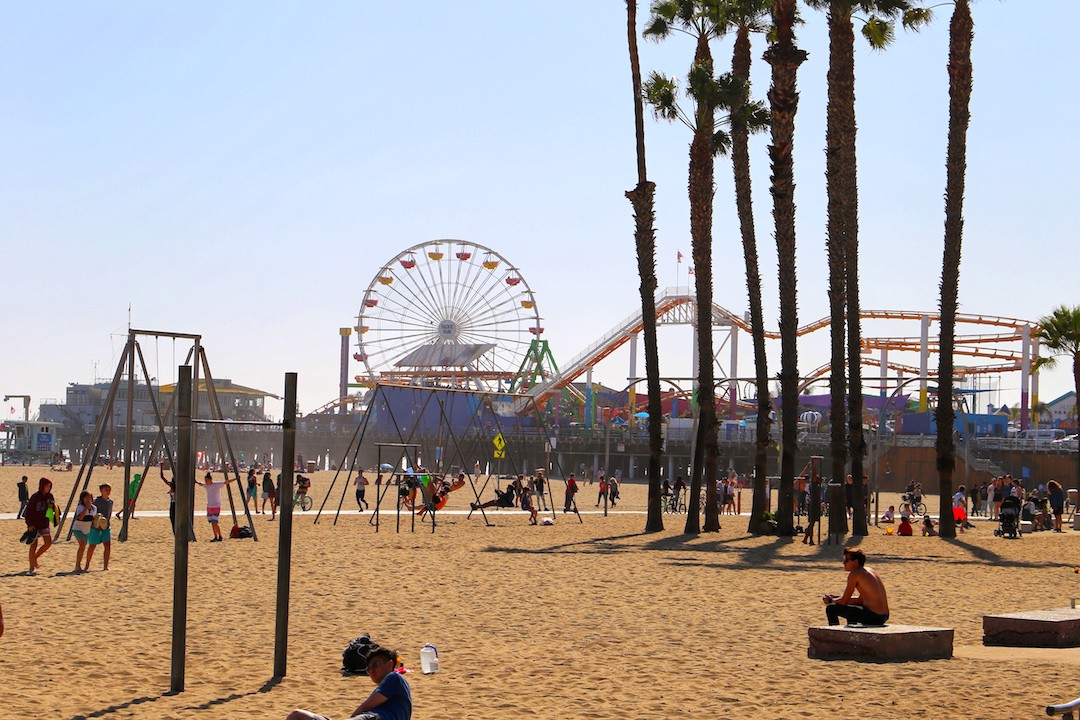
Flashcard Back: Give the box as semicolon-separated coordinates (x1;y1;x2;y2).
306;460;318;473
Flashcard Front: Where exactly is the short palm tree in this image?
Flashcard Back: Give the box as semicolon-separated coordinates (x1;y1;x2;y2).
1037;305;1080;498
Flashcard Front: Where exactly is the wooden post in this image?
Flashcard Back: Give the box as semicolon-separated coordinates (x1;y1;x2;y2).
120;337;136;541
170;365;194;693
274;372;297;679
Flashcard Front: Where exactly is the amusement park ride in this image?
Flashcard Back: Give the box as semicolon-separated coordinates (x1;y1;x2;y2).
322;240;1044;428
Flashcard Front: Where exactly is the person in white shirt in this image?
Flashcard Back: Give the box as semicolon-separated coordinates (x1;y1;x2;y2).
198;472;236;542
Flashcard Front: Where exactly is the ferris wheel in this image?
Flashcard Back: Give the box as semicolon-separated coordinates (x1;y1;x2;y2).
355;240;543;388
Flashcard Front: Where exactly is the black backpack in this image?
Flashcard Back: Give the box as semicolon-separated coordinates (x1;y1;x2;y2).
342;634;379;674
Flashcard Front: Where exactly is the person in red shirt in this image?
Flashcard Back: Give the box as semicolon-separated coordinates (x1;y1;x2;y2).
897;515;914;536
563;473;578;513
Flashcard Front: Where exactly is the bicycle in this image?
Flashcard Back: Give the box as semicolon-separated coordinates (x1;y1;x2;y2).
663;493;686;514
900;493;926;516
294;491;313;511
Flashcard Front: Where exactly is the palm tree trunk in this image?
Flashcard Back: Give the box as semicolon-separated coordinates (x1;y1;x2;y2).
936;0;973;539
765;0;806;536
824;8;850;533
827;8;868;536
729;24;772;534
626;0;662;536
684;32;721;534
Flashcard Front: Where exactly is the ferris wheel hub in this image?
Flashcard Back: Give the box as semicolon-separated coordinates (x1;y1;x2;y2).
437;319;459;341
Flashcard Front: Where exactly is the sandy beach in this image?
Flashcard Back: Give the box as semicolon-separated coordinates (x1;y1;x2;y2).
2;464;1079;719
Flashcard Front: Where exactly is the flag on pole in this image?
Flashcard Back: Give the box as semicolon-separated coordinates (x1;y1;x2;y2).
677;251;683;263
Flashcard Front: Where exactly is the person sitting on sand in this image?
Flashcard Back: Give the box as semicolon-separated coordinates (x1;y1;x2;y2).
881;505;895;524
922;516;938;537
897;515;913;536
286;646;412;720
822;547;890;627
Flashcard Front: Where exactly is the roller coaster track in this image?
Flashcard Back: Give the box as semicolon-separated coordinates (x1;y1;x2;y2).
524;287;1034;406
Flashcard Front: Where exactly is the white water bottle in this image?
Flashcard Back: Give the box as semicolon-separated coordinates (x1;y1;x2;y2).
420;644;439;674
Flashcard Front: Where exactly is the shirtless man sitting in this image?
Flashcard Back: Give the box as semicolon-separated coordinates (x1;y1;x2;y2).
822;547;890;627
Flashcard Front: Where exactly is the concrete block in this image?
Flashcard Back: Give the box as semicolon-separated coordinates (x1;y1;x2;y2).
808;624;953;661
983;609;1080;648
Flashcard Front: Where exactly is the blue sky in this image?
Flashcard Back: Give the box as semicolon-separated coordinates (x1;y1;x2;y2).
2;2;1076;419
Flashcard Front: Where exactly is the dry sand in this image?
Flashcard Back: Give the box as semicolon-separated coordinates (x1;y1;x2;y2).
2;465;1079;719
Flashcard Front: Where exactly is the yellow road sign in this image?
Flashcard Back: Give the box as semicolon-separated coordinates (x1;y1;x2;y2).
493;449;506;459
493;433;506;451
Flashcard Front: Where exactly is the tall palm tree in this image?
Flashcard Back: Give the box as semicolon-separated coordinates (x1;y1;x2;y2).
644;0;726;533
763;0;806;535
625;0;665;533
804;0;919;537
715;0;776;535
1037;305;1080;500
926;0;969;539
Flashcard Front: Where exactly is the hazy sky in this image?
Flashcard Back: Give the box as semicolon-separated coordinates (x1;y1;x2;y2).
2;2;1076;420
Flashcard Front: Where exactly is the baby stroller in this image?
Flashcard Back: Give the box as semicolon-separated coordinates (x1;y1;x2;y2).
995;495;1022;538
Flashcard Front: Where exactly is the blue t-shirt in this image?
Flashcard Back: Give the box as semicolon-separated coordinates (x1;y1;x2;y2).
372;671;412;720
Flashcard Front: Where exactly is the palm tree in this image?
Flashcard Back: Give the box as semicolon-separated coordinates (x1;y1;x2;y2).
804;0;920;537
926;0;969;539
644;0;727;533
1037;305;1080;500
763;0;806;535
625;0;665;533
714;0;776;535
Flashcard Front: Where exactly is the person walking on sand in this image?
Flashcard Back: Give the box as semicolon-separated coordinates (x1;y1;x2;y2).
822;548;889;627
563;473;578;513
262;471;277;519
85;484;114;571
595;472;607;507
355;469;370;511
16;475;30;520
198;472;236;542
535;470;548;511
23;477;57;575
246;468;260;514
71;490;98;573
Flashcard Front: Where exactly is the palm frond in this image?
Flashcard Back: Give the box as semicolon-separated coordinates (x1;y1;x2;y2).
643;71;682;122
861;15;896;49
711;128;732;157
902;6;934;30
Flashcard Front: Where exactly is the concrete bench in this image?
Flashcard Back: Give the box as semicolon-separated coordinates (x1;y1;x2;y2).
983;609;1080;648
808;624;953;661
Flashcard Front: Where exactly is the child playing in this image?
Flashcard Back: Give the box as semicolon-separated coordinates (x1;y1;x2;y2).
198;471;236;542
286;646;412;720
520;484;538;525
23;477;57;575
85;484;114;571
71;490;98;573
